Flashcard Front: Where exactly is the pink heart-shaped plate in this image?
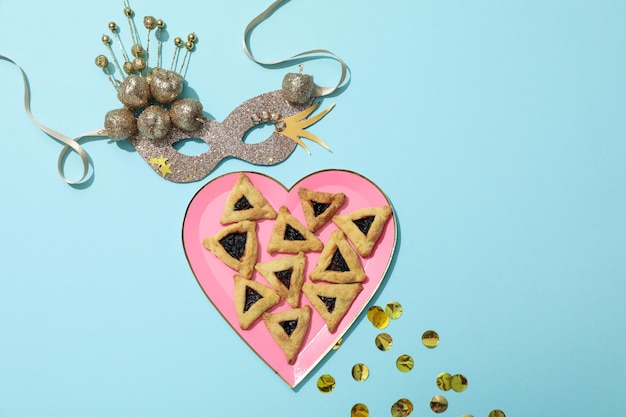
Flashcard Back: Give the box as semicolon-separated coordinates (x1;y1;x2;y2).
182;169;396;387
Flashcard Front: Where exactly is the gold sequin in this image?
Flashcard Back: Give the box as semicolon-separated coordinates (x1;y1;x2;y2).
421;330;439;348
352;363;370;381
451;374;468;392
351;403;369;417
461;415;474;417
332;337;343;350
488;410;506;417
429;395;448;413
375;333;393;351
436;372;452;391
390;398;413;417
367;306;390;329
395;354;414;372
385;301;403;319
317;374;336;393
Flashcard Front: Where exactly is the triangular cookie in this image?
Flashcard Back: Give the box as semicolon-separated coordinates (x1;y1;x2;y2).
297;187;346;232
202;220;258;279
332;205;393;257
262;305;311;364
302;282;363;333
234;275;280;330
267;206;323;254
309;230;366;283
220;173;277;224
254;252;306;308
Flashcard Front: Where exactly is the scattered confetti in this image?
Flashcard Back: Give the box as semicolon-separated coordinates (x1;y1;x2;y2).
375;333;393;351
430;395;448;413
385;301;403;319
421;330;440;348
451;374;468;392
367;305;390;329
488;410;506;417
395;354;414;372
351;403;369;417
351;363;370;381
391;398;413;417
436;372;452;391
317;374;335;393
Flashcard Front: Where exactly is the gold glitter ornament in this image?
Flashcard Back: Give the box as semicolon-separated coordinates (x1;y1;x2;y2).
395;354;414;372
101;34;111;44
104;108;137;141
367;305;390;329
390;398;413;417
143;15;157;30
429;395;448;413
451;374;468;392
133;57;146;72
282;71;315;104
436;372;452;391
108;21;117;31
137;105;171;139
156;19;164;29
170;98;204;132
123;61;134;74
351;363;369;381
117;74;151;109
421;330;440;348
95;55;109;68
375;333;393;351
351;403;369;417
131;44;144;58
316;374;335;393
150;68;183;104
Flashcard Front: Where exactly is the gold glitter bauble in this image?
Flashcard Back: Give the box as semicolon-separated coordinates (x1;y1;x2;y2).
351;403;369;417
95;55;109;68
170;98;204;132
131;44;144;58
429;395;448;413
137;105;171;140
421;330;439;348
104;108;137;141
117;74;151;109
282;72;314;104
316;374;335;393
367;306;390;329
143;16;157;30
150;68;183;104
390;398;413;417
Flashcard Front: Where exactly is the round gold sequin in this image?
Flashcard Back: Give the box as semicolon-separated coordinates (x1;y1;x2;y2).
451;374;468;392
460;415;474;417
436;372;452;391
421;330;440;348
351;363;370;381
429;395;448;413
351;403;369;417
390;398;413;417
332;338;343;350
375;333;393;351
488;410;506;417
385;301;403;319
317;374;336;393
395;354;414;372
368;306;390;329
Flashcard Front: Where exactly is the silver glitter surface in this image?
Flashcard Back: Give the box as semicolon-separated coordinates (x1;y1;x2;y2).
282;72;314;104
128;90;312;183
117;74;151;109
150;69;183;104
170;98;203;131
104;108;137;141
137;105;171;140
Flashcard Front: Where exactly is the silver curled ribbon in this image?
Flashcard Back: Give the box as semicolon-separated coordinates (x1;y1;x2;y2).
243;0;349;97
1;54;106;185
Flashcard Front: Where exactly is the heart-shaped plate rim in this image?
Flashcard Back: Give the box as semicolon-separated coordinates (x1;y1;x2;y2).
182;169;396;387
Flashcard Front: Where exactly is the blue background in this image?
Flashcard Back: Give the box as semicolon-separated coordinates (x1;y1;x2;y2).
1;1;625;416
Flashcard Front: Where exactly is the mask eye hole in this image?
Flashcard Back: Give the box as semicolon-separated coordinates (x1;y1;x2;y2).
173;137;210;156
243;123;275;145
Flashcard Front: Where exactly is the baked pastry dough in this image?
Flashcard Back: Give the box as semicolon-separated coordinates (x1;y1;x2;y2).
297;187;346;232
262;305;311;364
309;230;366;283
220;173;277;224
202;220;258;279
255;252;306;308
267;206;323;254
332;205;393;257
234;275;280;330
302;282;363;333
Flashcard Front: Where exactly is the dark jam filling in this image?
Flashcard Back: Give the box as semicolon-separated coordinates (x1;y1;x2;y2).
219;232;247;260
234;195;254;211
279;319;299;337
353;215;375;236
326;249;350;272
284;224;306;241
274;268;293;289
311;200;331;217
317;295;337;313
244;286;263;313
